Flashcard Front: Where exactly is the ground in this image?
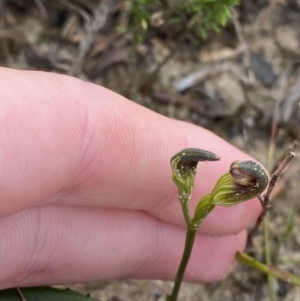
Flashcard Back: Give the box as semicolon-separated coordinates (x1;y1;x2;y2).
1;0;300;300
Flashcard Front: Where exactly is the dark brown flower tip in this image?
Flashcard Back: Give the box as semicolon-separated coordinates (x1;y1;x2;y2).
230;160;269;189
171;148;220;194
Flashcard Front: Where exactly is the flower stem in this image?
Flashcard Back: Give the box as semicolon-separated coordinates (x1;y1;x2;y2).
236;251;300;286
168;226;197;301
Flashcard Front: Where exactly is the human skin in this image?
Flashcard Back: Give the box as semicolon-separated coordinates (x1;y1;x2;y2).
0;67;262;289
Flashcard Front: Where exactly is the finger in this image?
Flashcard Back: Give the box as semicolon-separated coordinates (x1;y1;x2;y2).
0;205;246;288
0;68;262;235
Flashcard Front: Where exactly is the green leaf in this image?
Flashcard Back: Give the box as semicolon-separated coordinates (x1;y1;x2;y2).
141;18;148;30
198;27;208;39
273;208;296;262
192;194;215;228
169;17;182;24
0;287;101;301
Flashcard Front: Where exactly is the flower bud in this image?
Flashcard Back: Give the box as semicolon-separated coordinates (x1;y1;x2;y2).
171;148;220;195
211;160;268;207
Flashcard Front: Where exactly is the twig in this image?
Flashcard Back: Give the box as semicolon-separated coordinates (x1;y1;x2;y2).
256;0;285;29
230;8;246;45
174;62;253;92
248;151;296;239
268;66;290;168
16;288;26;301
230;7;250;68
86;47;129;79
152;91;206;116
282;75;300;122
199;44;247;63
62;0;90;23
33;0;48;21
68;0;113;76
271;135;300;174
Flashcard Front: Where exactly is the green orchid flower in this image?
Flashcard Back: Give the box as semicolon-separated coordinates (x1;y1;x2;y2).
168;148;269;301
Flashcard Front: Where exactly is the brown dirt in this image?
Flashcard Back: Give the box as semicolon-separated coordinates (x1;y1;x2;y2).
1;1;300;300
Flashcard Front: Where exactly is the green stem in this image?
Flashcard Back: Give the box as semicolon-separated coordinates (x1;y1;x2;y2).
264;213;276;301
192;194;214;229
179;192;191;226
236;252;300;286
168;227;197;301
180;202;191;226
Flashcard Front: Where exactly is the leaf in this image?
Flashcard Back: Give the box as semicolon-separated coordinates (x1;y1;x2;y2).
0;286;102;301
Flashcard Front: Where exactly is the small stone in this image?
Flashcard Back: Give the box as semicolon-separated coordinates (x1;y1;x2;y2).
213;73;245;115
150;11;164;27
250;54;278;88
275;25;300;52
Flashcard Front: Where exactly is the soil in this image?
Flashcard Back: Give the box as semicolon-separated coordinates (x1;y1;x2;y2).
1;1;300;300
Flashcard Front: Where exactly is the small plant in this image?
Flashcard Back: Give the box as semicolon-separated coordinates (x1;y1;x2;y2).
122;0;160;44
125;0;159;31
125;0;241;42
176;0;241;39
168;148;268;301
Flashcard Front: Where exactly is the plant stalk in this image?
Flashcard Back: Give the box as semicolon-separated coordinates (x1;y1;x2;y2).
264;213;277;301
168;227;197;301
236;251;300;286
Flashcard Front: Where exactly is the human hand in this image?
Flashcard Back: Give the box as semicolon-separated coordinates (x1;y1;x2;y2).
0;68;261;288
